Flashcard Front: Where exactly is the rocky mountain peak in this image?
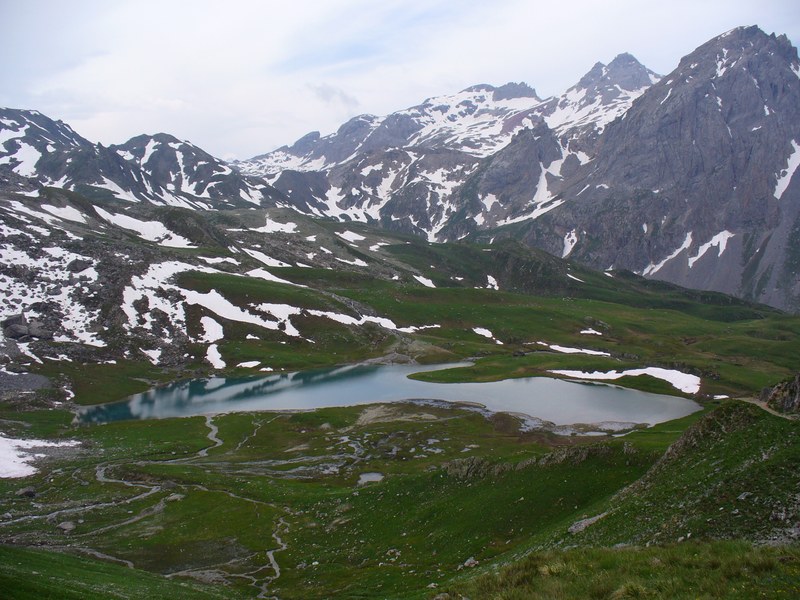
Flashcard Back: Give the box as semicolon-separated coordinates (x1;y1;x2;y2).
492;82;540;101
680;25;800;77
575;52;659;94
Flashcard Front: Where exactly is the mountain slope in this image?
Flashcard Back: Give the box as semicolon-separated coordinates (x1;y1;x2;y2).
506;26;800;310
236;56;659;240
0;108;284;210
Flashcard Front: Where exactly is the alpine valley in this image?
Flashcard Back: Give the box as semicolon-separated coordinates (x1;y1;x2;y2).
1;25;799;600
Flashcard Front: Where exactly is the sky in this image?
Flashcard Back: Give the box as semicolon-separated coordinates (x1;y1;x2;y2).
1;0;798;160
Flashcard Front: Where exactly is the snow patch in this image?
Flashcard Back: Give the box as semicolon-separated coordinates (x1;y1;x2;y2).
774;140;800;200
199;316;224;343
242;248;291;268
550;367;701;394
413;275;436;288
245;268;304;287
642;232;693;276
337;231;366;243
688;231;735;268
535;342;610;357
251;217;298;234
335;257;368;267
206;344;226;369
562;229;578;258
0;433;79;478
94;207;195;248
237;361;261;368
40;204;86;224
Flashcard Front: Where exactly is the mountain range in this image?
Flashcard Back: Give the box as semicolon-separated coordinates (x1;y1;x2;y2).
1;25;799;311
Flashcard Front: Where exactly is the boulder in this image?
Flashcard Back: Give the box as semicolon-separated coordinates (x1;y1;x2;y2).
4;324;31;340
27;320;54;340
15;486;36;498
0;314;26;329
56;521;75;533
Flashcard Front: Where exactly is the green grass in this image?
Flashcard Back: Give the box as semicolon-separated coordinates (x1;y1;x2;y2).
1;396;797;599
36;359;174;406
562;402;800;547
445;542;800;599
0;545;239;599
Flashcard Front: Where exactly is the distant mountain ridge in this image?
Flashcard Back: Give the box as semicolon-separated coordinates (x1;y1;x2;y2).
0;108;285;210
2;25;800;311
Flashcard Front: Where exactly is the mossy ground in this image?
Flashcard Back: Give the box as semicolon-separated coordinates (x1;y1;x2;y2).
1;401;797;598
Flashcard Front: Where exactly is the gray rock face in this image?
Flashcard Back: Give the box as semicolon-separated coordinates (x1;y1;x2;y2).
234;51;659;240
760;373;800;414
514;26;800;310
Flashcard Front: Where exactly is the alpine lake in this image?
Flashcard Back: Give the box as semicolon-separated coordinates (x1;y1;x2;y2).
77;362;701;434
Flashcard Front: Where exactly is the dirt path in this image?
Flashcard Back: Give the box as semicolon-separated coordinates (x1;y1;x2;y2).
739;397;798;420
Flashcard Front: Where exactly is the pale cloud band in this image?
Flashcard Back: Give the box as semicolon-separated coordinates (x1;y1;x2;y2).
1;0;797;160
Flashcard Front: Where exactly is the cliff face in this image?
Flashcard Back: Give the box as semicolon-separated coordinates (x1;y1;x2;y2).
761;374;800;414
509;26;800;311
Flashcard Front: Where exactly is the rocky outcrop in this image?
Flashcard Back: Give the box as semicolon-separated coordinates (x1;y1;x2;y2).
1;314;53;341
760;374;800;414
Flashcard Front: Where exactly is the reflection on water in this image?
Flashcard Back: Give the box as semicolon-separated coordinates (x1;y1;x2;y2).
77;362;701;427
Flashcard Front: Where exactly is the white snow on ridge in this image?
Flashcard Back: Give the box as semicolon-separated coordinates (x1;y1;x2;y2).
473;327;494;339
688;231;735;268
40;204;86;224
550;367;701;394
486;275;499;290
535;342;610;357
0;122;28;147
246;268;304;287
94;206;195;248
642;232;693;276
337;230;366;243
242;248;291;268
0;142;41;176
404;87;540;157
775;140;800;200
251;217;298;234
413;275;436;288
141;139;160;166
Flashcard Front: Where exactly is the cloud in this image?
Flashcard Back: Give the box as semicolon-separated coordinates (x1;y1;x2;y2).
1;0;797;159
307;84;360;112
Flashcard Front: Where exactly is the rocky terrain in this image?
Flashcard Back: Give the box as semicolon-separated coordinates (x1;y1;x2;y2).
761;373;800;413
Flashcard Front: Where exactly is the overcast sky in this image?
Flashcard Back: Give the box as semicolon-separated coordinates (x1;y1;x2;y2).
1;0;798;160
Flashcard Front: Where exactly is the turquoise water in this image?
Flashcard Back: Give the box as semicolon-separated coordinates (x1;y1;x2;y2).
76;362;701;427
